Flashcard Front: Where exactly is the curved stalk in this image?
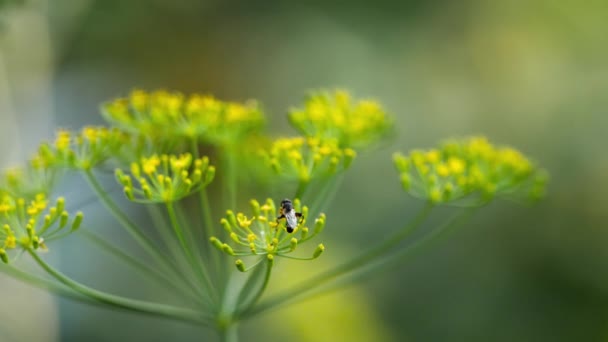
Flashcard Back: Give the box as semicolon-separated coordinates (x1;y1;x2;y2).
322;206;479;293
294;180;309;200
248;206;478;317
79;228;204;306
27;249;212;325
241;204;433;319
166;202;217;305
0;263;85;301
236;257;273;315
145;204;207;302
82;171;176;277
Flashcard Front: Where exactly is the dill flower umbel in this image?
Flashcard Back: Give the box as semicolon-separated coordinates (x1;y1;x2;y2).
0;154;57;199
393;136;548;205
288;90;393;149
37;126;126;171
0;193;82;263
115;153;215;203
259;137;356;183
102;89;265;146
210;198;325;271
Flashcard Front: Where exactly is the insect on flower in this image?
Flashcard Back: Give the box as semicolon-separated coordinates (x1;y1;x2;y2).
277;198;304;233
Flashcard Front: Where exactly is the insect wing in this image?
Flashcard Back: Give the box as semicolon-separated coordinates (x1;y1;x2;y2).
285;209;298;229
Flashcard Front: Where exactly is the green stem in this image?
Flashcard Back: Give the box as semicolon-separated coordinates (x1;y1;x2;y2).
294;180;309;200
190;139;216;248
145;204;205;299
218;146;238;294
79;228;203;305
293;207;480;305
236;257;273;316
0;263;84;301
217;273;241;341
27;249;212;325
242;204;432;319
191;139;224;294
219;322;239;342
175;203;207;272
166;202;217;304
83;171;174;277
308;175;343;217
223;146;237;210
200;189;218;260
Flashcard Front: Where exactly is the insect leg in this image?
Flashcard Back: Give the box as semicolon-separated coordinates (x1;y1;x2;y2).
295;212;304;223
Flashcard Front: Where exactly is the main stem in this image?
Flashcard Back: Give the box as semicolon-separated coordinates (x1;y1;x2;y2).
219;322;238;342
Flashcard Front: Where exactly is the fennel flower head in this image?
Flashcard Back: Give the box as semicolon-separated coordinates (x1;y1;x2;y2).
210;198;326;271
0;194;82;264
259;137;356;183
101;89;264;146
393;136;548;205
115;153;215;203
288;90;393;150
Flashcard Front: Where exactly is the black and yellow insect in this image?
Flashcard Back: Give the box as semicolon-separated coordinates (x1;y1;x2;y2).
276;199;304;233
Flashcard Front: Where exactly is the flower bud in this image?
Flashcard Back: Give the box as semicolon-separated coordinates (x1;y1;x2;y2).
222;243;235;256
313;244;325;259
0;249;8;263
204;166;216;185
209;237;223;251
72;212;84;231
124;187;135;201
235;259;246;272
290;238;298;252
314;215;326;234
59;211;69;228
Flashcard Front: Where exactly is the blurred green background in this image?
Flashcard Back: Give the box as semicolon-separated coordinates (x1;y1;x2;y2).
1;0;607;341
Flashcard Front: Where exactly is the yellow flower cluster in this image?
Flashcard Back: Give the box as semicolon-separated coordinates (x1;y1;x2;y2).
210;198;325;270
0;154;57;199
38;126;126;170
0;194;83;263
393;136;547;205
102;90;264;146
288;90;393;149
260;137;356;183
115;153;215;203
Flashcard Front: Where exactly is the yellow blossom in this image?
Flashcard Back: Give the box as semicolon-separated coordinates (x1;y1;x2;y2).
288;90;393;149
210;198;326;268
394;136;547;205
